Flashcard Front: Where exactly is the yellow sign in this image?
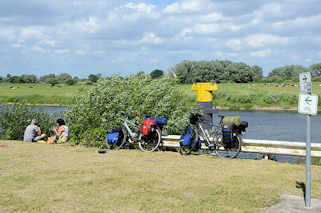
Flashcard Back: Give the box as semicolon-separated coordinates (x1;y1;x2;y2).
192;82;218;102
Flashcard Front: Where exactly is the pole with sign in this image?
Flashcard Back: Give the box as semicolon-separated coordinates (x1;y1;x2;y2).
298;72;318;208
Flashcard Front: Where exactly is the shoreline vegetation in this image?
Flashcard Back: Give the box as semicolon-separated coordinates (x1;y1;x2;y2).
2;82;320;112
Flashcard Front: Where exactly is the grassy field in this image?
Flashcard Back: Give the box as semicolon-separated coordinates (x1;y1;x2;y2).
1;140;321;213
1;82;321;111
0;83;92;105
179;82;321;110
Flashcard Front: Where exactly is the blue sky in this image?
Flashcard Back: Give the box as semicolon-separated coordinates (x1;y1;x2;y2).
0;0;321;78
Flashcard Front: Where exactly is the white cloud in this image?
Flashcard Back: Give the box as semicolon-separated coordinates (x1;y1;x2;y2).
246;34;289;48
76;17;101;33
120;2;160;20
31;45;46;53
39;39;56;47
75;50;86;55
125;2;155;14
163;0;213;14
200;12;223;22
55;49;69;54
216;51;238;57
226;39;242;50
94;50;105;55
251;49;272;57
0;28;16;40
139;33;163;44
163;2;179;13
20;26;45;40
194;24;221;34
273;14;321;29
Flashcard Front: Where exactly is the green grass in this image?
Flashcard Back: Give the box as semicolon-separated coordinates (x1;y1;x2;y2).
0;83;93;105
1;82;321;110
1;140;321;213
179;82;321;111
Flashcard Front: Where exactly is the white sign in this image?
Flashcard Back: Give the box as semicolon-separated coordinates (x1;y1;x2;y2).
299;72;312;93
298;94;318;115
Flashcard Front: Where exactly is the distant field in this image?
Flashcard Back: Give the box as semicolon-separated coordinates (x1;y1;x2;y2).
179;82;321;110
1;140;321;213
1;82;321;110
0;83;92;105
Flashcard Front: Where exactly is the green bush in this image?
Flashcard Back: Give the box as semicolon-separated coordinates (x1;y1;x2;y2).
263;95;281;104
65;74;190;147
280;94;297;104
0;103;56;140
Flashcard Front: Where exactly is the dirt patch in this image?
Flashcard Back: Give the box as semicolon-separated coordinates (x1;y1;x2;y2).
266;194;321;213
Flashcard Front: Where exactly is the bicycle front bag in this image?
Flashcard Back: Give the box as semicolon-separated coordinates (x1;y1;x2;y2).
181;126;202;151
141;119;156;136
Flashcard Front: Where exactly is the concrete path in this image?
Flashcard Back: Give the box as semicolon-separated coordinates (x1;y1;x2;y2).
266;194;321;213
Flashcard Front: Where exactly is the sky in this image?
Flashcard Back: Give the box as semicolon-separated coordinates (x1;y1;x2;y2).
1;0;321;78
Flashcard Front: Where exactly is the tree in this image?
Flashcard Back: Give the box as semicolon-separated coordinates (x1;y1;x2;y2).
252;65;263;81
310;63;321;80
8;76;23;83
88;74;99;83
40;74;55;83
150;69;164;79
21;74;37;83
268;65;308;81
47;78;58;87
66;78;76;85
57;73;72;83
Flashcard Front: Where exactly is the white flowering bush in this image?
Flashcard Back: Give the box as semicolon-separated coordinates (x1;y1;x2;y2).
65;74;190;147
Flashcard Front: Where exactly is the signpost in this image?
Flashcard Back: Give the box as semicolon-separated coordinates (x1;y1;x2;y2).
298;72;318;208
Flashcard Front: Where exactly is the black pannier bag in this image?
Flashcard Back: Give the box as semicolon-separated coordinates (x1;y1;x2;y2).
189;113;202;125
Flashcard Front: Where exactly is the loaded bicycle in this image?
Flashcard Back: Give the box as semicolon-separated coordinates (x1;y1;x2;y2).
179;112;248;158
106;113;167;152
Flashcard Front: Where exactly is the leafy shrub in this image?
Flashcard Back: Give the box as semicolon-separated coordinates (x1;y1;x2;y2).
280;94;298;104
0;103;56;140
263;95;281;104
65;74;190;146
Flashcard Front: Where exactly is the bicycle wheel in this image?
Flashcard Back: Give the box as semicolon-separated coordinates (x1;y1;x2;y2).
215;133;241;158
107;126;128;150
179;126;198;155
138;127;161;152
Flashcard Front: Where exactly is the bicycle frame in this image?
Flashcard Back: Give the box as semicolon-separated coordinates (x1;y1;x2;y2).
122;118;139;138
197;123;210;145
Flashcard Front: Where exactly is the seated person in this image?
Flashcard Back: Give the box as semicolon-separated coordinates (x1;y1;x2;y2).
23;119;47;142
47;118;69;144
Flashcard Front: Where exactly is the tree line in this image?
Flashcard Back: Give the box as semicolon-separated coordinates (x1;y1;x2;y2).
2;61;320;85
0;73;103;86
171;60;321;83
0;70;165;86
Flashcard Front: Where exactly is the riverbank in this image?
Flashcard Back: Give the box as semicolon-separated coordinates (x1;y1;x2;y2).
1;82;321;112
1;140;321;213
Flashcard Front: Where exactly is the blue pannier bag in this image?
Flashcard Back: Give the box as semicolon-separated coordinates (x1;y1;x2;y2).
144;117;167;126
107;132;119;144
183;127;193;146
181;126;202;151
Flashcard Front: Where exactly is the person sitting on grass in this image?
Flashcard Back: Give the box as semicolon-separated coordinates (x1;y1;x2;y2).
47;118;69;144
23;119;47;142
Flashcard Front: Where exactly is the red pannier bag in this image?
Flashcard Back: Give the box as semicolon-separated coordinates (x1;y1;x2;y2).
141;119;156;136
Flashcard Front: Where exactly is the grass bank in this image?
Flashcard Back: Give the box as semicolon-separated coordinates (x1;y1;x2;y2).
0;83;92;105
1;82;321;111
179;82;321;111
1;140;321;213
